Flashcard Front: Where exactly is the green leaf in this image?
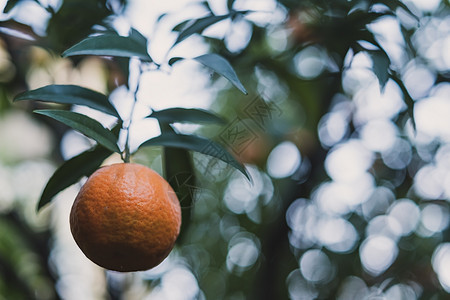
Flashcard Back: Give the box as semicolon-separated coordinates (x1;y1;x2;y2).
200;1;214;13
14;84;120;118
358;29;385;50
129;27;147;47
172;20;190;32
168;57;184;66
148;108;226;125
174;14;230;46
368;50;390;90
157;13;168;23
35;109;121;153
62;30;152;61
159;123;195;243
3;0;18;13
378;0;419;21
348;1;370;14
390;72;416;130
227;0;236;11
37;146;112;211
139;132;249;179
3;0;25;13
194;53;247;94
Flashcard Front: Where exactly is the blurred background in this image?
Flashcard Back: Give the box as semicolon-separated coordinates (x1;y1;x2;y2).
0;0;449;299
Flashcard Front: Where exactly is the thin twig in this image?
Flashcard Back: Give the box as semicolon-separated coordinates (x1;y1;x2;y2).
123;61;143;163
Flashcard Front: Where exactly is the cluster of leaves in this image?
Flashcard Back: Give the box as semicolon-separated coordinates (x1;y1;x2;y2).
2;0;124;52
293;0;419;125
184;1;440;298
13;14;251;212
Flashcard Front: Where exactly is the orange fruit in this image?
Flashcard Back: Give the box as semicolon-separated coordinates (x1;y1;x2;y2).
69;163;181;272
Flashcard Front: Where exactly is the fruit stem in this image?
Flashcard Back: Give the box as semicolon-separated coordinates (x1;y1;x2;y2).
124;142;131;163
123;60;143;163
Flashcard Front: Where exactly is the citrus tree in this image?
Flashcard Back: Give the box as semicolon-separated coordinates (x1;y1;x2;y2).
0;0;449;299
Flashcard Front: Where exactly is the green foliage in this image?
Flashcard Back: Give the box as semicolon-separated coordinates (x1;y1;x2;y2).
38;146;113;210
367;50;391;90
173;14;231;46
34;110;121;153
194;54;248;95
11;17;248;210
158;122;196;243
2;0;26;13
139;132;249;180
391;71;417;130
62;30;152;62
14;84;119;117
148;108;226;125
45;0;116;52
170;54;248;94
172;9;251;45
0;215;56;299
377;0;419;20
